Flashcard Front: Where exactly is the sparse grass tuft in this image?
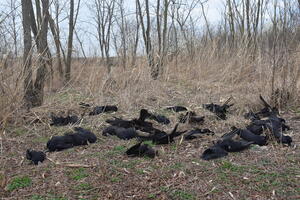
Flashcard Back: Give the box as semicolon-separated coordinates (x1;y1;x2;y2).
75;183;93;191
69;168;89;181
7;176;32;192
171;189;196;200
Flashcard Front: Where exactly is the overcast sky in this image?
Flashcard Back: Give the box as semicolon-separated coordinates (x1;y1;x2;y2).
0;0;225;56
74;0;225;56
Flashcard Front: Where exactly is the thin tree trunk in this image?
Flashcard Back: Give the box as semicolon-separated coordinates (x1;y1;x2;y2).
22;0;34;108
33;0;50;106
49;16;63;78
65;0;75;83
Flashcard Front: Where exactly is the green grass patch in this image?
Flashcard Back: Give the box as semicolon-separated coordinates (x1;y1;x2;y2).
29;195;68;200
136;169;145;175
29;195;44;200
148;193;156;199
12;127;28;136
112;145;126;153
110;177;121;183
106;145;126;156
170;143;178;151
7;176;32;192
171;189;196;200
170;162;184;170
110;159;140;169
69;168;89;181
75;183;93;191
219;161;245;172
32;136;49;143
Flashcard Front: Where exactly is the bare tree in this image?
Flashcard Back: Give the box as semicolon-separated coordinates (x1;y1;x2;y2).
137;0;157;79
49;0;64;79
22;0;50;108
116;0;127;69
48;0;80;83
65;0;75;82
174;0;201;58
226;0;235;46
9;0;19;56
90;0;115;73
156;0;170;73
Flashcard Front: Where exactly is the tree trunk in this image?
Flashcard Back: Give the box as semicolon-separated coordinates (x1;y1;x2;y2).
22;0;34;108
65;0;75;83
34;0;50;106
137;0;157;79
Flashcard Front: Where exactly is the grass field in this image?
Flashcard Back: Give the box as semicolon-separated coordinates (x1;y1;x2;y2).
0;74;299;199
0;55;300;199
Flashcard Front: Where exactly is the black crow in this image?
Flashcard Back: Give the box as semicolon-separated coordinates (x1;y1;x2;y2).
152;124;186;144
216;139;253;152
237;128;267;146
103;126;137;140
126;142;157;158
26;149;46;165
47;135;75;152
106;109;152;129
201;145;228;160
246;122;264;135
74;127;97;143
264;116;292;146
203;97;233;120
184;128;214;140
50;115;79;126
89;105;118;115
179;112;205;124
244;111;260;121
47;127;97;151
143;109;170;125
165;106;188;112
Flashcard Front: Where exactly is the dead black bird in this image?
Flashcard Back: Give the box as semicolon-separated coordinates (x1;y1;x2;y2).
126;142;157;158
152;124;186;144
47;127;97;152
257;95;279;117
201;131;253;161
26;149;46;165
165;106;188;112
244;111;260;121
73;127;97;144
89;105;118;115
203;97;234;120
222;127;267;146
105;109;153;129
142;109;170;125
184;128;214;140
246;122;265;135
50;114;79;126
47;135;75;152
216;139;254;152
201;145;228;160
103;126;137;140
179;111;205;124
258;115;292;146
237;128;267;146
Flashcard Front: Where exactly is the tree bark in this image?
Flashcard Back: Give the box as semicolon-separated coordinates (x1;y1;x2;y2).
65;0;75;83
22;0;34;108
22;0;49;108
34;0;50;106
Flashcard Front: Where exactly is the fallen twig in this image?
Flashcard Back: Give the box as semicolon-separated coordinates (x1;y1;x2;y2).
47;157;96;168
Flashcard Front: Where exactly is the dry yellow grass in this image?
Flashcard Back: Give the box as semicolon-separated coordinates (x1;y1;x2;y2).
1;44;300;126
